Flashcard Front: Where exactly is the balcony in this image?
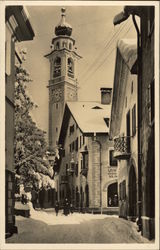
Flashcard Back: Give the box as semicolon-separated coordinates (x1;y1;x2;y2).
114;136;131;160
61;175;68;184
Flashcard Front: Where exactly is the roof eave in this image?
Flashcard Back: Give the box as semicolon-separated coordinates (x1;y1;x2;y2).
6;6;35;41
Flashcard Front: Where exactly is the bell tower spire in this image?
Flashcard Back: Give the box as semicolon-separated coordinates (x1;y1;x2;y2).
45;8;82;150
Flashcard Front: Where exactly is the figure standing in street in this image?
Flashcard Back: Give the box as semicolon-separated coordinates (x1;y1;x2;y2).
70;203;74;214
64;198;69;216
55;201;59;216
31;189;37;209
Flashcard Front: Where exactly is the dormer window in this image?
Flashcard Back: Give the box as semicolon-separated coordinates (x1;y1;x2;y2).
53;57;61;77
68;57;74;78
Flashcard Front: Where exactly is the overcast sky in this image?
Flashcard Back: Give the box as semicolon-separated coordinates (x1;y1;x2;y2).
18;4;137;133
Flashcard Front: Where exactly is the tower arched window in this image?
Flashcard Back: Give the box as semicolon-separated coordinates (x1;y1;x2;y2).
55;42;60;50
62;41;67;48
53;57;61;77
69;43;72;50
67;58;74;78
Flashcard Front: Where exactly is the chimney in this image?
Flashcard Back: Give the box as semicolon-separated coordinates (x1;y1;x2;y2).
100;88;112;105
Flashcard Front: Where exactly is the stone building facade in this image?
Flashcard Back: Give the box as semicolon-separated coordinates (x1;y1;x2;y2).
109;39;138;220
113;6;155;240
5;6;34;237
58;90;118;214
140;6;155;240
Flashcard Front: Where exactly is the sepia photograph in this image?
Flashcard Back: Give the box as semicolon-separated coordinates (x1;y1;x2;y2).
0;1;159;249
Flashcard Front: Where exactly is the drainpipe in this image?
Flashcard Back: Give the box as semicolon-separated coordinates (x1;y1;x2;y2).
93;133;102;214
113;6;142;231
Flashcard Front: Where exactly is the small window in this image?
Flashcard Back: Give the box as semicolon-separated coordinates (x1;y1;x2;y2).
131;81;133;94
132;104;136;136
83;136;85;145
80;136;82;148
55;42;60;50
69;43;72;50
56;127;58;132
62;41;67;48
72;141;75;151
81;159;83;170
56;103;59;109
53;57;61;77
75;138;78;151
68;58;74;78
69;125;74;135
148;80;154;126
109;150;117;167
125;97;127;108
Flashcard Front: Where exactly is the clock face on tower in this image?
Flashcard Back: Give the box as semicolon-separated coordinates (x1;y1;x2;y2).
51;88;63;102
67;88;76;101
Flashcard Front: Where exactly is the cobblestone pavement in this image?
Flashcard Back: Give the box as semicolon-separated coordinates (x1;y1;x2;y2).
6;207;152;244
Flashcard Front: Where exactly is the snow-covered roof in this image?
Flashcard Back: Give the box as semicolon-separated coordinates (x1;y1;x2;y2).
67;101;111;134
117;39;137;71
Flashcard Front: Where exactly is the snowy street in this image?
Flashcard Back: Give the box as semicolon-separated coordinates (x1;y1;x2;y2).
6;203;151;244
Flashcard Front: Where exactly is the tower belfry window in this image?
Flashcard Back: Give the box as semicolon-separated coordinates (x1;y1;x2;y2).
55;42;60;50
63;41;67;48
53;57;61;77
68;58;74;78
69;43;72;50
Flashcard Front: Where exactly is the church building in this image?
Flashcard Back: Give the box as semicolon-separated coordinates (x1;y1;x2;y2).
45;8;81;150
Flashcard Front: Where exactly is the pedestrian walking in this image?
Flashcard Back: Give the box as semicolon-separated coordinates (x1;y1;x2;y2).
70;203;74;214
55;201;59;216
64;198;69;216
31;189;37;209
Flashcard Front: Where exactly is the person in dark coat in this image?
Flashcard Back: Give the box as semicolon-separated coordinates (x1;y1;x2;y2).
64;198;69;216
70;203;74;214
55;201;59;216
31;189;37;209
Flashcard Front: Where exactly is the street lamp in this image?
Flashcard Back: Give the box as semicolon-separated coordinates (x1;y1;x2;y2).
93;132;102;214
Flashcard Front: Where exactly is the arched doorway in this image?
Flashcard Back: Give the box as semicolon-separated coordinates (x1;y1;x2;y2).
76;187;79;208
85;184;89;207
80;186;83;211
108;182;118;207
129;165;137;221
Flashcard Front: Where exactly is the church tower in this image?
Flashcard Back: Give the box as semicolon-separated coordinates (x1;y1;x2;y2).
45;8;81;150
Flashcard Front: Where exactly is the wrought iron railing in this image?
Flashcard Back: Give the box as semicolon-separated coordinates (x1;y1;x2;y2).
114;136;131;159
